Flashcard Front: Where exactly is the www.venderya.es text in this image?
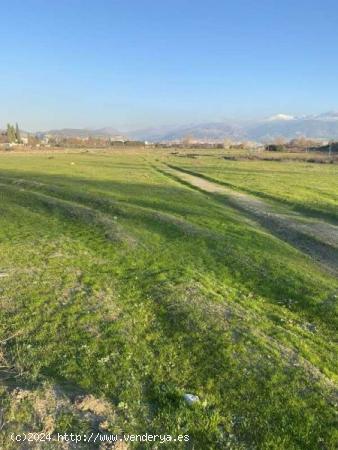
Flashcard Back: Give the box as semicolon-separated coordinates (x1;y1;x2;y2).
10;432;190;444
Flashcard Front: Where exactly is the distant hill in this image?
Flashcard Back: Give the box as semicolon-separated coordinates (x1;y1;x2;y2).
127;111;338;142
21;111;338;143
128;122;245;142
42;127;124;139
246;114;338;142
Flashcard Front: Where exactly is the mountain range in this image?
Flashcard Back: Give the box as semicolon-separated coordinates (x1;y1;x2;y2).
38;127;122;139
32;111;338;142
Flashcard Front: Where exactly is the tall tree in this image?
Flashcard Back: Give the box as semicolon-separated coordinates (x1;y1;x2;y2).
15;123;21;143
6;124;16;143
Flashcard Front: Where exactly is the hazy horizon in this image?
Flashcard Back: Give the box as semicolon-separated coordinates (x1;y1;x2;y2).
4;111;338;135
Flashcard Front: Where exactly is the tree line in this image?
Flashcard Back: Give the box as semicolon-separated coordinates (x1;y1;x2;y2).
6;123;21;143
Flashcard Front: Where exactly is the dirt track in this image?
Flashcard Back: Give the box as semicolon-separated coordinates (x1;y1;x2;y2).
164;166;338;275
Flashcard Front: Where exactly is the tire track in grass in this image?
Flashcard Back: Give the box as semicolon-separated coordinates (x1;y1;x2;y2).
165;165;338;248
0;181;135;246
167;162;338;225
158;165;338;276
0;177;237;245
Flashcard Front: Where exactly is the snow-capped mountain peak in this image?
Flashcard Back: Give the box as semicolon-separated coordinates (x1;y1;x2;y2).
266;114;295;121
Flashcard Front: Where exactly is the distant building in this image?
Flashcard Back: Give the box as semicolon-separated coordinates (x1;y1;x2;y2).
41;135;50;145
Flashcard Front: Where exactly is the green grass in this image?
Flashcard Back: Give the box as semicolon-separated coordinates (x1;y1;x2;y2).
0;149;337;449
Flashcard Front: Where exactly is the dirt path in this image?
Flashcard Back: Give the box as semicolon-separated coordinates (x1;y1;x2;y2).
164;166;338;275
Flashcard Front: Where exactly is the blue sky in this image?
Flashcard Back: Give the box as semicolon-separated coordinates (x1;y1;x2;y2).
1;0;338;131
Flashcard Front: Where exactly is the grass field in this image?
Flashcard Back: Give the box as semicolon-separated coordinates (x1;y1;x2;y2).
0;149;337;449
